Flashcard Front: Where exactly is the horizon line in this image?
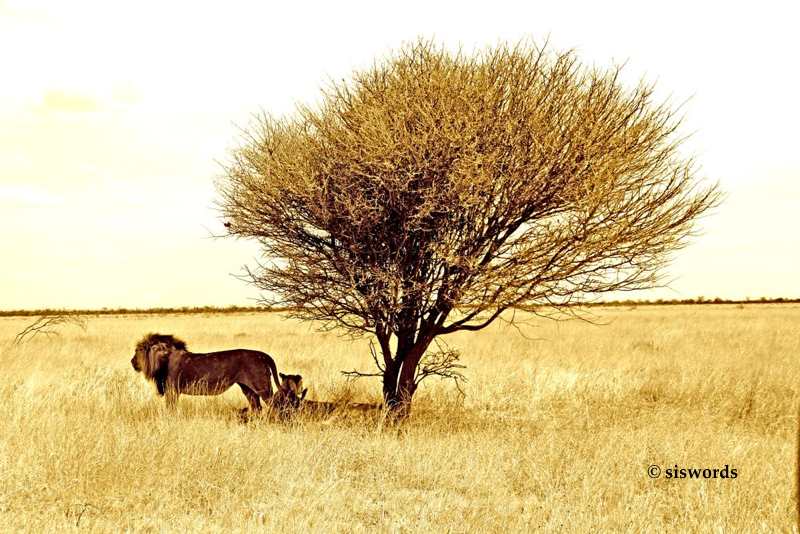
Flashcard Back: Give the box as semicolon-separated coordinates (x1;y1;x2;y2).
1;296;799;318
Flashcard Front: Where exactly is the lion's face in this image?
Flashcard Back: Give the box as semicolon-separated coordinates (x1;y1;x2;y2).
278;373;307;407
130;336;176;379
131;348;145;372
279;373;304;395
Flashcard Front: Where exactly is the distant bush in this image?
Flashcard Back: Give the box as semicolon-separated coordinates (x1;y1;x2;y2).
1;299;797;318
0;305;280;318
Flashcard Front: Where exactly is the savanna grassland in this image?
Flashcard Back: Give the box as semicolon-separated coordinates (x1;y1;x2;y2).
0;304;797;532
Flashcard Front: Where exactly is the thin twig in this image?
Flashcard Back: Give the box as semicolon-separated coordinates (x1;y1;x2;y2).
14;314;87;345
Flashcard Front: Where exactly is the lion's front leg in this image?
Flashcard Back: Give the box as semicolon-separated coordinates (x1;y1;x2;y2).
164;383;179;410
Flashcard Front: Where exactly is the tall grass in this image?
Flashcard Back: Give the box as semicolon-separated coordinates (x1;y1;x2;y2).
0;304;797;532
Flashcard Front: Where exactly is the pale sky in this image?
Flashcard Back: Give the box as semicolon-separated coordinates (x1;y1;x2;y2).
1;0;798;310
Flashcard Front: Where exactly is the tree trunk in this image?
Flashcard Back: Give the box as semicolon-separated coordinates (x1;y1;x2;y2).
382;358;401;408
383;336;432;418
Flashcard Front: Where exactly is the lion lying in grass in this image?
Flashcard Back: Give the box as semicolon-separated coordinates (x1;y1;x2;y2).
278;375;383;417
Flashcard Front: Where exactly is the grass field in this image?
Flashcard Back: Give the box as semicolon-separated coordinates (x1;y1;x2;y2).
0;304;797;532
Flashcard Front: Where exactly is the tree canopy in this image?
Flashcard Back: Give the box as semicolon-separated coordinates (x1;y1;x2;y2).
218;39;720;411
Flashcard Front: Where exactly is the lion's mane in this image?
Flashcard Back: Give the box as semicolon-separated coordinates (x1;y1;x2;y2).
135;333;187;394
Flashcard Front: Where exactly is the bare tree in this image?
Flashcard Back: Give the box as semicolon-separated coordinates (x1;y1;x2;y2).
14;314;88;345
217;39;720;415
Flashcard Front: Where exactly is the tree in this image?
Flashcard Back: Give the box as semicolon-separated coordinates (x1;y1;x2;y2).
217;39;720;415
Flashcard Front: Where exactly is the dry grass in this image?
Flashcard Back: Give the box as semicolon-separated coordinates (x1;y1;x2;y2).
0;304;797;532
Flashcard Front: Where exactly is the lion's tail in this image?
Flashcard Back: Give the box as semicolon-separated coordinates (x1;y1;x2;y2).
265;353;282;393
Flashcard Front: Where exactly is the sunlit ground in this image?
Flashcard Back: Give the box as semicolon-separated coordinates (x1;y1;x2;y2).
0;305;796;531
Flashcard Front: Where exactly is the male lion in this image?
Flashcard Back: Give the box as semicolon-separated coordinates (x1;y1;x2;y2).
131;333;296;413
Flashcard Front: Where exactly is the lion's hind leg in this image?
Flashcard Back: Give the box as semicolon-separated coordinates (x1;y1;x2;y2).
238;384;262;412
248;374;274;406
